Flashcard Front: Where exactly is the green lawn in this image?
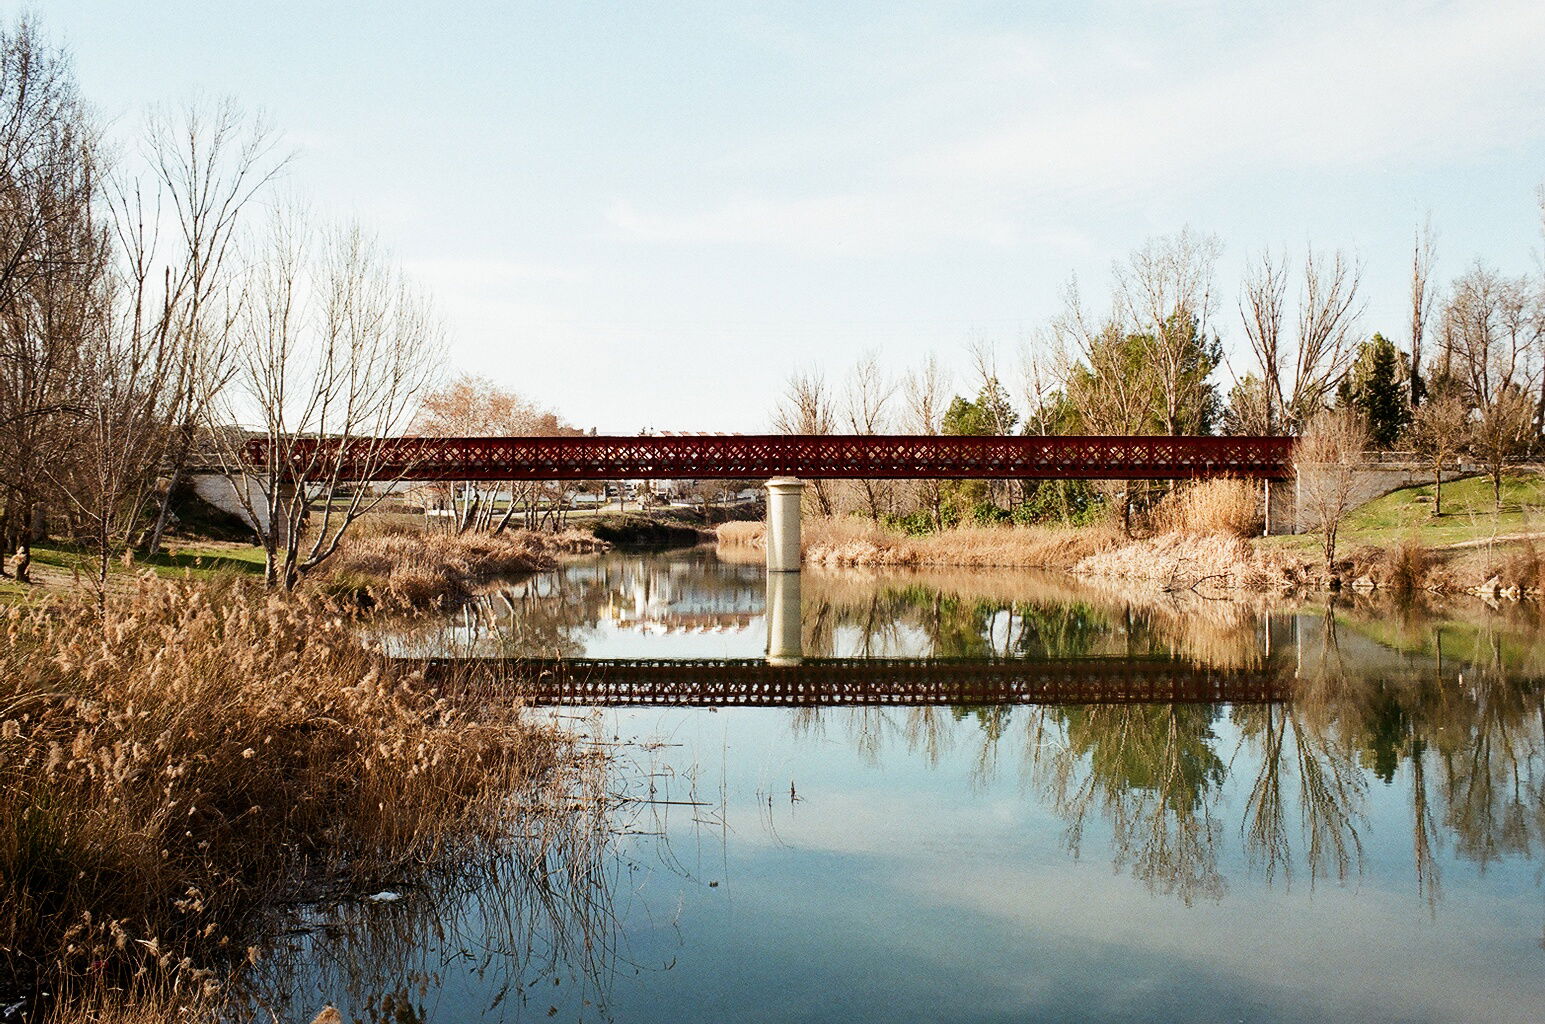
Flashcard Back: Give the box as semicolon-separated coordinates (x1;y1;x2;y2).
1264;472;1545;553
0;540;267;601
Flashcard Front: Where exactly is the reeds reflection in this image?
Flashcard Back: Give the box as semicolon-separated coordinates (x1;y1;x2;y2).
239;727;638;1023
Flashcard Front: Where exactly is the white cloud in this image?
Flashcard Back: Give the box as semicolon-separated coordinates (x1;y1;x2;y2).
919;1;1545;188
607;192;1016;255
608;1;1545;253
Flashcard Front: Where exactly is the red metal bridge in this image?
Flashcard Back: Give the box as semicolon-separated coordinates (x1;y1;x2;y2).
247;434;1294;482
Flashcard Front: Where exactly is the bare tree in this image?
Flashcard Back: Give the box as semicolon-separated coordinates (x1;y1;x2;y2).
411;374;580;533
135;99;289;555
772;367;836;516
904;353;950;529
1221;370;1273;436
1294;409;1370;582
1470;384;1535;513
63;253;184;596
1437;266;1544;415
1407;383;1468;516
0;19;100;577
1239;248;1364;432
1116;228;1221;436
213;210;443;588
1239;251;1288;434
1053;281;1156;435
843;351;897;522
1408;218;1438;409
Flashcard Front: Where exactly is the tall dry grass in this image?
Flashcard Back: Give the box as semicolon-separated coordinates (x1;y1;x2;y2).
1073;532;1309;591
323;522;609;607
0;578;569;1021
716;517;1120;569
1145;478;1263;538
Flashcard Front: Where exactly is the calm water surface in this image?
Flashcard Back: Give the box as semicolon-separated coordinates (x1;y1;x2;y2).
269;547;1545;1023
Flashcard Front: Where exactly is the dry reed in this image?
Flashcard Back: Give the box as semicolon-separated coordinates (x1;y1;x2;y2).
0;577;568;1021
323;522;609;607
1487;541;1545;595
716;517;1120;569
1073;532;1308;591
1145;478;1262;538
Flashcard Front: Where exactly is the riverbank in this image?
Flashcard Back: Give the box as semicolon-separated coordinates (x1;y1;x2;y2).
322;523;611;607
718;506;1545;597
717;517;1123;569
0;525;613;609
0;577;597;1023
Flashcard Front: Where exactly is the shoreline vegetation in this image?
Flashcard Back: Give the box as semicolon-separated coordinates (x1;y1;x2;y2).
0;578;604;1023
320;523;611;608
716;472;1545;598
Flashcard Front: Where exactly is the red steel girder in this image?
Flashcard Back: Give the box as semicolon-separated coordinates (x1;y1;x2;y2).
245;434;1295;482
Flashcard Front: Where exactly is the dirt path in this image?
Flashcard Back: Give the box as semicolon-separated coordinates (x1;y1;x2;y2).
1442;531;1545;551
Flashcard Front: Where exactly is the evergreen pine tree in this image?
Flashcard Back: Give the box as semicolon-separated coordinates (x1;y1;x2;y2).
1343;334;1410;448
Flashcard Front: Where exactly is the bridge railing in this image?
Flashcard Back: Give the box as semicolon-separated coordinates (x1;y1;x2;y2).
242;434;1297;483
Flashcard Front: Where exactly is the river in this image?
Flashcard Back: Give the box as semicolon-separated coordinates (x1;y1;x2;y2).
261;546;1545;1023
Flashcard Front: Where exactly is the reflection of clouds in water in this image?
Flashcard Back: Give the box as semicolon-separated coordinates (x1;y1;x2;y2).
310;545;1545;1021
897;859;1544;1024
756;659;1544;915
646;695;1544;1020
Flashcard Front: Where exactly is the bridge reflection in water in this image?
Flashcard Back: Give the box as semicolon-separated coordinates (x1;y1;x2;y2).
404;565;1290;706
410;655;1289;706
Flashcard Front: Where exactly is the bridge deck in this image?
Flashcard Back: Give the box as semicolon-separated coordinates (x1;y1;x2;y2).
406;656;1290;707
248;434;1294;482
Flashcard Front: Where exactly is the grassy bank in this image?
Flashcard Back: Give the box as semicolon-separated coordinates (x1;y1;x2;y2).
0;578;583;1022
1266;473;1545;553
0;541;268;602
2;524;612;609
720;473;1545;596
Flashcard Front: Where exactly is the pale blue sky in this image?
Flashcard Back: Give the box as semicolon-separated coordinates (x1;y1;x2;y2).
32;1;1545;432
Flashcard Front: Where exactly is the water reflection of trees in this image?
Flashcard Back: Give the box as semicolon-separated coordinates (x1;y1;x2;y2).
806;603;1545;907
1049;704;1229;904
798;568;1274;668
395;551;1545;912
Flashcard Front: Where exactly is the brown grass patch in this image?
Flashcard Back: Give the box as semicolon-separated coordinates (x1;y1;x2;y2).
715;517;1120;569
1342;539;1448;592
323;522;609;607
714;520;765;547
1073;531;1309;591
1146;478;1262;538
1485;540;1545;594
0;578;572;1020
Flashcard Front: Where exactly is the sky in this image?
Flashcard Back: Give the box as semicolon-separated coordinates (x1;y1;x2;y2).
29;0;1545;433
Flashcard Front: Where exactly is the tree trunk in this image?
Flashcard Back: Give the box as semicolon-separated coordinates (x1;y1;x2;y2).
493;484;519;535
457;492;480;534
144;421;197;555
1433;466;1442;517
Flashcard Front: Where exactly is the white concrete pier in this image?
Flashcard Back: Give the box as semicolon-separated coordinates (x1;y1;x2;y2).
764;477;804;573
765;570;803;665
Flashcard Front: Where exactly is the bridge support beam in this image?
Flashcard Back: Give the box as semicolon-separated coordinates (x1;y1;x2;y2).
765;477;804;573
189;472;296;546
765;571;803;666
